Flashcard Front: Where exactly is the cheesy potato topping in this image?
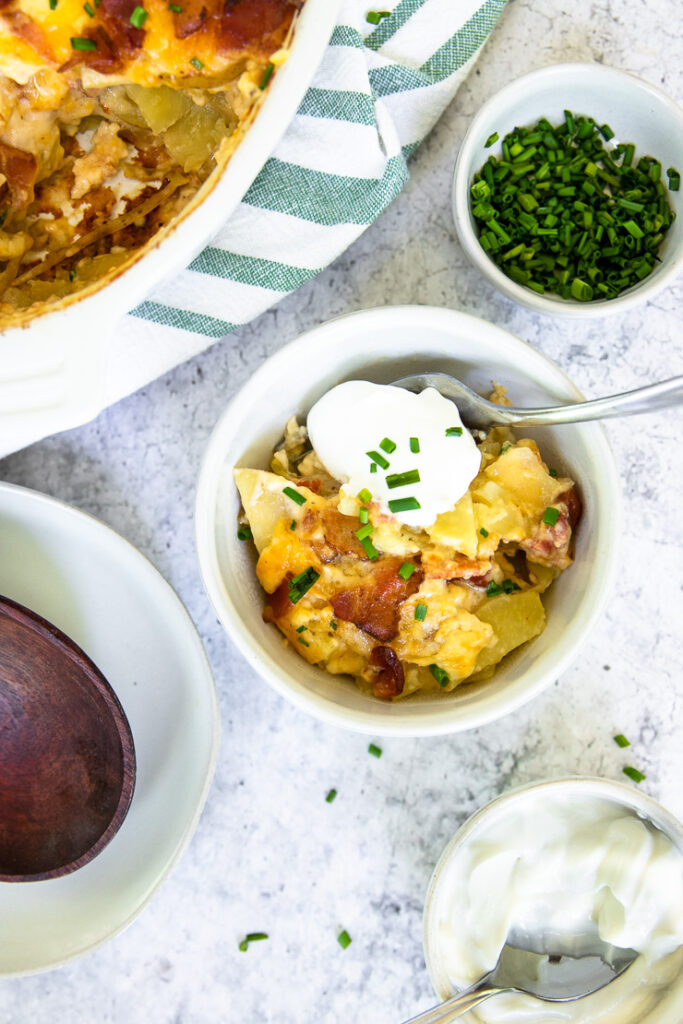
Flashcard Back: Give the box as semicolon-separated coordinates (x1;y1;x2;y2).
0;0;299;314
234;403;581;701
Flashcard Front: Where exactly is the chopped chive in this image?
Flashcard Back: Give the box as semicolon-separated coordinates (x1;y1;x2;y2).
667;167;680;191
258;62;275;90
445;426;463;437
168;2;182;9
238;932;268;951
479;527;489;538
409;436;420;453
543;506;560;526
613;734;631;748
290;519;296;530
414;602;428;622
283;486;306;506
623;766;645;784
365;9;390;23
129;4;147;25
548;467;558;477
355;523;374;541
68;268;77;282
326;788;337;803
189;56;203;70
501;579;521;594
388;496;420;513
385;469;420;489
359;535;379;560
49;0;57;8
296;625;307;633
486;581;504;597
359;507;369;524
337;929;352;948
70;36;97;49
429;664;449;687
366;450;390;470
330;620;338;630
469;114;677;302
358;488;372;504
485;131;499;148
288;567;319;604
370;463;377;474
297;636;309;647
398;561;416;581
83;2;95;15
368;743;382;758
237;525;252;541
379;437;396;454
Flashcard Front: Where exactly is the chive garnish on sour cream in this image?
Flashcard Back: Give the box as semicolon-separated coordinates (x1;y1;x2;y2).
388;496;420;513
366;449;390;470
386;469;420;489
238;932;268;952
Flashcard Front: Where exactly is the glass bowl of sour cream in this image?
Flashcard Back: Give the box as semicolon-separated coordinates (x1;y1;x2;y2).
423;776;683;1023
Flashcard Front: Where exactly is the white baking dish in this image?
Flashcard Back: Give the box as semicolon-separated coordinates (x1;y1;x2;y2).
0;0;340;455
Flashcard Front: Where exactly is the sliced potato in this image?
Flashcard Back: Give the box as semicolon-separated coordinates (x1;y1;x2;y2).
127;84;191;134
485;445;559;517
431;491;478;557
473;590;546;673
471;479;527;541
163;103;227;171
233;468;324;553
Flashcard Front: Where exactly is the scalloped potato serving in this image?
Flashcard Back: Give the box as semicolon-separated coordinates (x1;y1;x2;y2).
0;0;300;314
234;382;581;701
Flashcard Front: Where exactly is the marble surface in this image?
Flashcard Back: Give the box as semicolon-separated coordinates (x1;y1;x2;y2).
1;0;682;1020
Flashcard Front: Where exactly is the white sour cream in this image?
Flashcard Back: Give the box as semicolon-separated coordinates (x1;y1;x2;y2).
431;793;683;1023
306;381;481;528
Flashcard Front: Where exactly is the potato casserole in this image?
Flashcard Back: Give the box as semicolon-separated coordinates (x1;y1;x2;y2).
234;389;581;702
0;0;300;312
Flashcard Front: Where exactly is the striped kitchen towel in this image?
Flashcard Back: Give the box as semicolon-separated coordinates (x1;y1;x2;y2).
107;0;508;404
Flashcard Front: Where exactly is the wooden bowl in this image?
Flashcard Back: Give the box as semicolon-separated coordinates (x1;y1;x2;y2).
0;596;136;882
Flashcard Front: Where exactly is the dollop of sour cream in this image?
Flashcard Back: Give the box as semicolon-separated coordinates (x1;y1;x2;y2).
432;793;683;1023
306;381;481;528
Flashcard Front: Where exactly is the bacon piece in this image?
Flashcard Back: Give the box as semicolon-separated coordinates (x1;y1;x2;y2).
422;550;492;582
369;646;404;700
61;0;144;74
331;557;423;642
522;487;581;567
262;577;292;622
3;10;53;60
218;0;296;51
0;144;38;211
300;507;368;563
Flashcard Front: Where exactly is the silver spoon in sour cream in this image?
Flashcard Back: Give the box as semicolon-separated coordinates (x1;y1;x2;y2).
392;372;683;429
400;936;638;1023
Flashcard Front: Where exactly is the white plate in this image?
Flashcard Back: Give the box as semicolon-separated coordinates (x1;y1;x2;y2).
0;483;219;976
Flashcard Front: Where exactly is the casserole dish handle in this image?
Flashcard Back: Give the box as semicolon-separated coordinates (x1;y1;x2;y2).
0;305;111;457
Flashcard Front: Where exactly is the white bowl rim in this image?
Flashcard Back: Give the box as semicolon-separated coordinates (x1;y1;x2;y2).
195;304;621;736
452;62;683;318
423;774;683;999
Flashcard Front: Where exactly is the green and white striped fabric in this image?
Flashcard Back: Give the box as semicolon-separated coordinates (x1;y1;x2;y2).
109;0;507;403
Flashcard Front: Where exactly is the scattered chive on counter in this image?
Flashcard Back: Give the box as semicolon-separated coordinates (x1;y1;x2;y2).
325;788;337;803
337;929;352;949
238;932;268;952
623;766;646;784
470;111;678;302
365;9;390;23
368;743;382;758
614;733;631;748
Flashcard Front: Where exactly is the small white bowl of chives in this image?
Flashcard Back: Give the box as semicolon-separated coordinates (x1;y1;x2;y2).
452;63;683;317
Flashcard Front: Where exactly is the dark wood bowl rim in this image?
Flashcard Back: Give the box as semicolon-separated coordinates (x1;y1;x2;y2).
0;595;136;883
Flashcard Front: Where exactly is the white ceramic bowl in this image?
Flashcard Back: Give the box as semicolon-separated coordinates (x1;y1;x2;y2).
423;776;683;1022
452;63;683;317
0;0;340;454
196;306;619;736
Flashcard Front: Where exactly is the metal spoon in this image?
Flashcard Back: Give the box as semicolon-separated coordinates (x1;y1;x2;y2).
402;938;638;1023
392;371;683;429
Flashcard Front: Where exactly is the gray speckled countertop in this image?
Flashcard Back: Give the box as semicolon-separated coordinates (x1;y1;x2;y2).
1;1;682;1021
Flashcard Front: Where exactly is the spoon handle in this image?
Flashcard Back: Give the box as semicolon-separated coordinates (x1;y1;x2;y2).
400;985;507;1023
506;375;683;427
